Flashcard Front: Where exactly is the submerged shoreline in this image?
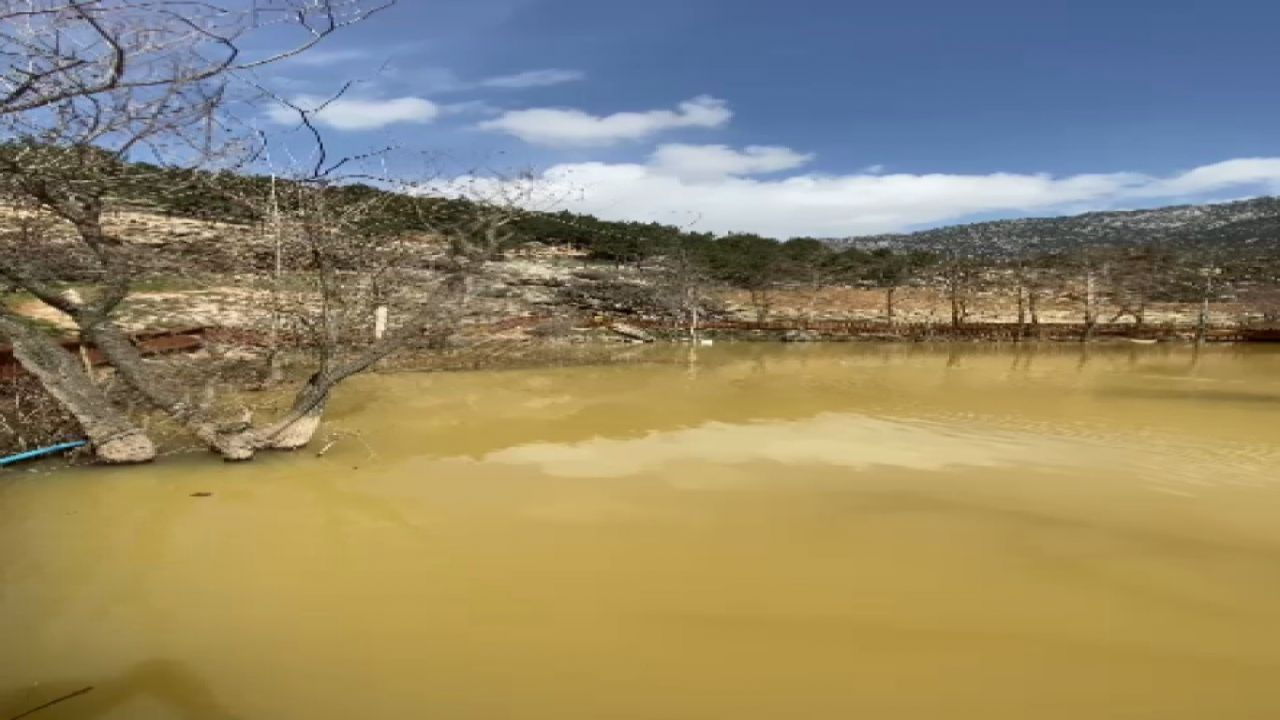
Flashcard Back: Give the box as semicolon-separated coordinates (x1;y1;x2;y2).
6;337;1270;464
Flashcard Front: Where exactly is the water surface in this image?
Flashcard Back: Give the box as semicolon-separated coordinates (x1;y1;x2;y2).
4;344;1280;719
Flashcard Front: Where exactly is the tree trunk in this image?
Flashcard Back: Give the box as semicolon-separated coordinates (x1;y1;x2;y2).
1029;290;1043;340
0;314;155;463
374;305;389;340
250;273;476;453
1082;269;1097;343
1196;297;1210;345
1015;285;1027;342
1195;273;1213;345
750;287;772;325
253;373;328;450
947;267;965;330
81;320;255;460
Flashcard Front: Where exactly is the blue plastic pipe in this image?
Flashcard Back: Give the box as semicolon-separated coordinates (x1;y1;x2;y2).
0;440;87;467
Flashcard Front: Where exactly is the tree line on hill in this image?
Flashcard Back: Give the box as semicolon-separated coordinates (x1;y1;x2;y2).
500;204;1278;336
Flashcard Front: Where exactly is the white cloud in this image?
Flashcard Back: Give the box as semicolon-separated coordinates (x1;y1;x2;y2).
477;95;731;147
438;100;501;117
479;68;586;89
1133;158;1280;197
265;95;440;131
368;66;584;93
284;48;372;67
650;143;814;181
430;153;1280;237
410;67;470;94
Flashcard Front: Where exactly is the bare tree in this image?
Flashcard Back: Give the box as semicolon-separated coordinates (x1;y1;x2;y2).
0;0;389;115
4;154;531;462
232;169;530;454
1083;253;1099;341
1061;246;1105;342
1021;261;1053;340
0;147;226;461
653;235;715;341
864;249;926;325
1193;262;1223;345
939;249;977;329
0;0;392;461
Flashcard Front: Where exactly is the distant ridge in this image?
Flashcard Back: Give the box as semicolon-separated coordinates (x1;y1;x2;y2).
839;196;1280;257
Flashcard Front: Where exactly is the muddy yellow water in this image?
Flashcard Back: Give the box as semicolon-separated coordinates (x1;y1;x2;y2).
4;344;1280;719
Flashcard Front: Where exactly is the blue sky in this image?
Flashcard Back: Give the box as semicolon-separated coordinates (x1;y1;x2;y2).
255;0;1280;237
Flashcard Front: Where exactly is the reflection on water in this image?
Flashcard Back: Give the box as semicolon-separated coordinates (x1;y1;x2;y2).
3;344;1280;719
3;660;236;720
485;413;1095;478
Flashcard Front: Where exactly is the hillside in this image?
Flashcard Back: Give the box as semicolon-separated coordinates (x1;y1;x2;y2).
843;197;1280;259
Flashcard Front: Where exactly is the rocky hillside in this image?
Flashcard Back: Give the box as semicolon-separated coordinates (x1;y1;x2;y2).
3;206;675;335
843;196;1280;258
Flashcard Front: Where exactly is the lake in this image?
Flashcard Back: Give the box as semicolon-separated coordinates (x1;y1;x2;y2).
3;343;1280;719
